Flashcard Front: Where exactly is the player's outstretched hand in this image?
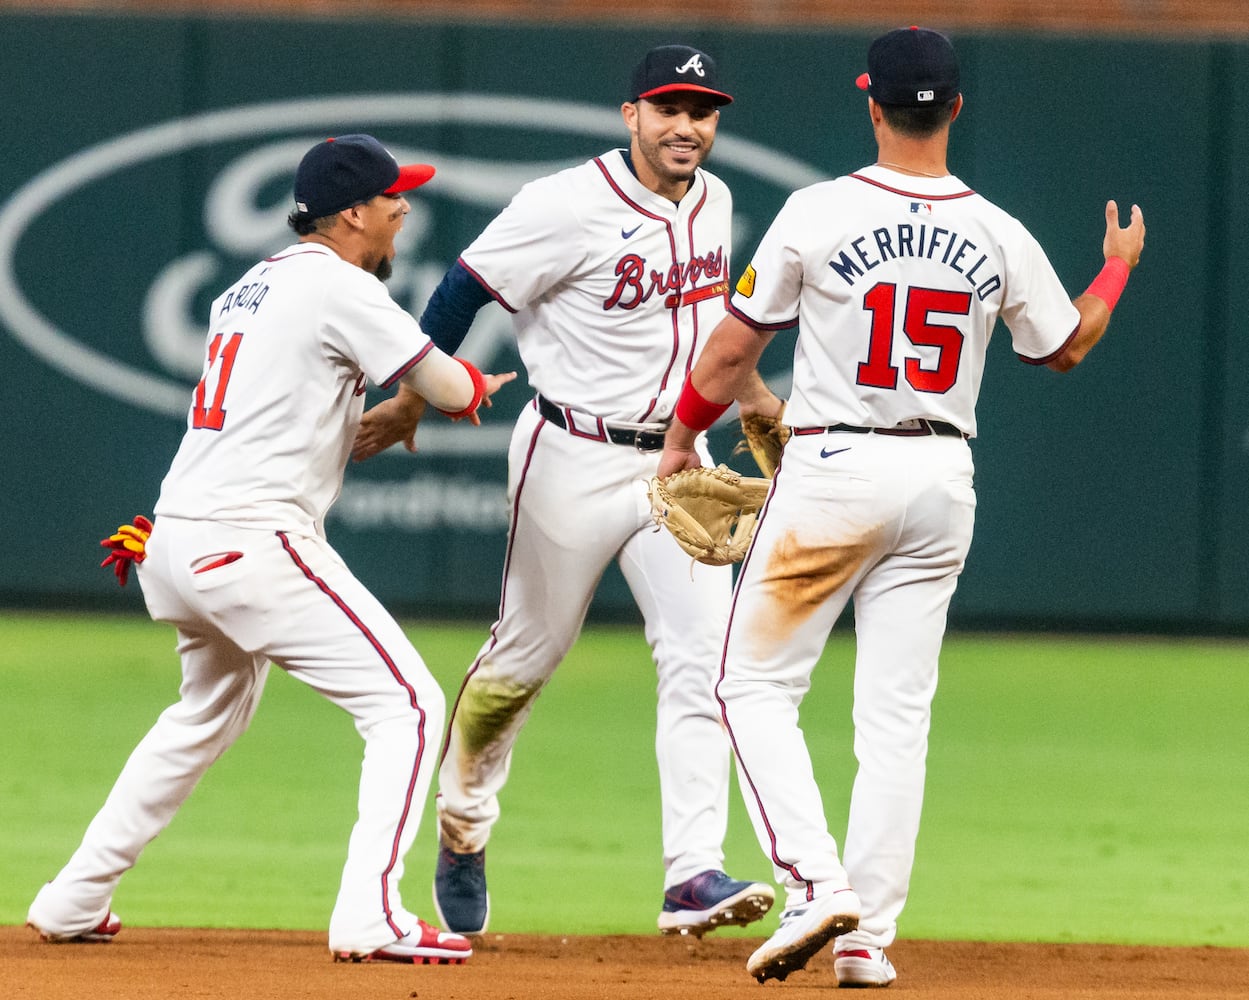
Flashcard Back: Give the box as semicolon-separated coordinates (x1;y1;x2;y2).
1103;200;1145;269
461;370;518;427
353;389;426;462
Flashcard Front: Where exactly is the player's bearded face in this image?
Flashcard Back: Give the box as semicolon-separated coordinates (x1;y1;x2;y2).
629;96;718;196
361;193;407;282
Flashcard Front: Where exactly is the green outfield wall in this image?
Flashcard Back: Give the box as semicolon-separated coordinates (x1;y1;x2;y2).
1;12;1244;631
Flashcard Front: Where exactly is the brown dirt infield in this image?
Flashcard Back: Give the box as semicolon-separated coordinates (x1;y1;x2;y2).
5;926;1249;999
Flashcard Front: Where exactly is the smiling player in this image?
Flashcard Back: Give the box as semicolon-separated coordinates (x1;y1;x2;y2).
353;44;783;939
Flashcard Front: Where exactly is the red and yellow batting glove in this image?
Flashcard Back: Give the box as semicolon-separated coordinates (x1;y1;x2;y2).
99;514;154;588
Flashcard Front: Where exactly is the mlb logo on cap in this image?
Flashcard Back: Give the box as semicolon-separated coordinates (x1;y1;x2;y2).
856;26;960;107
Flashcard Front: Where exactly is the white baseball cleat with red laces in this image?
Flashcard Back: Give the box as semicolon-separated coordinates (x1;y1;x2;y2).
333;919;472;965
29;910;122;943
834;946;898;987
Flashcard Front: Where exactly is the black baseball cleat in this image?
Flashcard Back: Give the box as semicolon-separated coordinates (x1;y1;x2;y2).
658;869;775;937
432;844;490;935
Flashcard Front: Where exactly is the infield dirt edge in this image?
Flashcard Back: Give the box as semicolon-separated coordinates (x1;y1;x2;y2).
5;925;1249;999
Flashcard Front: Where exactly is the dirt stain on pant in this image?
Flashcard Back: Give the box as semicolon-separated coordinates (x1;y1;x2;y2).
453;671;542;757
752;526;882;644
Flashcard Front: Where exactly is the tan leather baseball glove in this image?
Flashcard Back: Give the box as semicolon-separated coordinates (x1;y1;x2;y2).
733;403;790;479
648;464;772;566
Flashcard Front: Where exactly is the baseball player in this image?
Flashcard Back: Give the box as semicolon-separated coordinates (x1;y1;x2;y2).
354;44;781;937
26;134;515;964
657;27;1146;987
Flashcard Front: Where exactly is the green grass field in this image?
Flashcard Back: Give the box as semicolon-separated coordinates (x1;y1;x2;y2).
2;611;1245;947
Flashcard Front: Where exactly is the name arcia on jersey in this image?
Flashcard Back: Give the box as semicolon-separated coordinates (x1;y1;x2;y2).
218;280;270;316
829;224;1002;301
605;245;727;310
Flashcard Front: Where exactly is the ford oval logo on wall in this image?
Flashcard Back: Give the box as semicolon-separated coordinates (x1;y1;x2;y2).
0;93;824;451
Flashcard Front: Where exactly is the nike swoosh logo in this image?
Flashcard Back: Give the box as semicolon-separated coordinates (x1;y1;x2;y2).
621;224;643;239
820;446;851;458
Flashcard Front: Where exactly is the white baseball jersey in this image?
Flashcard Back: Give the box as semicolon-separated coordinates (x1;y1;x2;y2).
458;148;732;423
717;163;1087;957
155;243;465;535
436;147;743;896
33;239;473;955
731;164;1080;436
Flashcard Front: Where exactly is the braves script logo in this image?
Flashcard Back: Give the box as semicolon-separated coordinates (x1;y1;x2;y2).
0;93;825;447
675;55;706;77
605;246;725;310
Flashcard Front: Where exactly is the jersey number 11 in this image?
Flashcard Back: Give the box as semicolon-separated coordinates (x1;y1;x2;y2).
192;332;243;430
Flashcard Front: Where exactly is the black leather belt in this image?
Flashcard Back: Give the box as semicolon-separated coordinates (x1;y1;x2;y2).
793;419;966;439
536;395;668;452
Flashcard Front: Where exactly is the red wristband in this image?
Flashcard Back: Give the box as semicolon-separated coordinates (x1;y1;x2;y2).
1084;257;1130;313
674;375;731;431
437;357;487;420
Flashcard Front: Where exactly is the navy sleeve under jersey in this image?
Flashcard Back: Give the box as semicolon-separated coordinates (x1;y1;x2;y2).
419;261;495;354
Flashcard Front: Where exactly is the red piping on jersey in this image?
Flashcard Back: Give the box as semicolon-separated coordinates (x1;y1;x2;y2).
1020;317;1082;366
728;300;794;333
593;154;692;424
674;184;715;395
849;173;976;200
592;155;674;227
263;247;335;262
458;257;518;313
652;183;712;420
439;412;545;765
380;340;436;388
277;530;427;940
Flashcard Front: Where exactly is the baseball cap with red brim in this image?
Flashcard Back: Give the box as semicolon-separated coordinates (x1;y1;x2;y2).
855;26;960;107
630;44;733;105
294;134;435;218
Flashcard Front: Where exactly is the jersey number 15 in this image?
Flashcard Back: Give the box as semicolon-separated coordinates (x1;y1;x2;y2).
857;282;970;394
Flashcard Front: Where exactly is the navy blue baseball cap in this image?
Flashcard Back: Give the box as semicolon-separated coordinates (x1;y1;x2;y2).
293;134;435;218
630;44;733;105
856;26;960;107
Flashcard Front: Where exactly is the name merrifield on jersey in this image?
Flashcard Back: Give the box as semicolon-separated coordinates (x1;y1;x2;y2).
829;223;1002;301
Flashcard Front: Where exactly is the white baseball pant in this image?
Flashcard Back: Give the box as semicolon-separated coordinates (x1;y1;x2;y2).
719;429;975;947
437;400;735;887
27;517;444;953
